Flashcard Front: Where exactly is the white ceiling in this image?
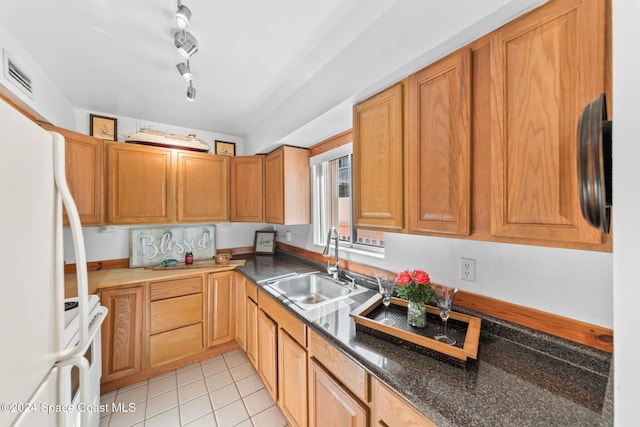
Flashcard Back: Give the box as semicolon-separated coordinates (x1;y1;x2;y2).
0;0;545;149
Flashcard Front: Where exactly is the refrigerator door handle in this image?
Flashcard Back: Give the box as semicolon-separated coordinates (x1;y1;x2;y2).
50;132;91;361
55;355;91;427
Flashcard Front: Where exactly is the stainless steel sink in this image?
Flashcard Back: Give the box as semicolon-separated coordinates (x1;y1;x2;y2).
265;272;368;310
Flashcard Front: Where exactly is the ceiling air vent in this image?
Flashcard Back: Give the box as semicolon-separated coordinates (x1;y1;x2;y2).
3;49;33;98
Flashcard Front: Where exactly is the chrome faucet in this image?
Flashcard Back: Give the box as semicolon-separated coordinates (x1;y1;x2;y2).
322;227;340;280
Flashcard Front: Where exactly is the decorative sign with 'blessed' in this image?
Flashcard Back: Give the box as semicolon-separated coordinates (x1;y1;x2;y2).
129;225;215;267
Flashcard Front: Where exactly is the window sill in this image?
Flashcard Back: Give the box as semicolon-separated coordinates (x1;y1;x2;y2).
324;242;385;260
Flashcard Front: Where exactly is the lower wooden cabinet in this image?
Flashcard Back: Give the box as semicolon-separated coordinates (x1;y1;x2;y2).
234;273;247;351
207;271;235;347
246;297;259;369
258;308;278;401
372;377;437;427
100;285;144;383
309;359;368;427
279;329;308;427
99;271;243;392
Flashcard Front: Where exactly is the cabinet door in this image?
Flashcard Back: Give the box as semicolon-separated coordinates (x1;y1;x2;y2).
489;0;606;244
100;286;144;383
257;308;278;401
177;152;229;222
230;156;264;222
208;271;235;348
265;148;284;224
372;378;436;427
408;50;471;235
279;330;308;427
40;124;103;226
106;143;174;224
265;146;310;225
309;359;367;427
246;297;258;369
234;273;247;350
353;83;404;232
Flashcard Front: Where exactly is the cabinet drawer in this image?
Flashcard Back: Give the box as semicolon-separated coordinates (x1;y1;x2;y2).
150;293;203;333
149;323;204;367
309;329;368;402
372;377;436;427
149;276;203;301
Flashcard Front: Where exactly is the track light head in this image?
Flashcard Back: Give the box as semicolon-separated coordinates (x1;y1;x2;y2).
174;31;198;58
186;81;196;101
176;61;192;81
174;4;192;28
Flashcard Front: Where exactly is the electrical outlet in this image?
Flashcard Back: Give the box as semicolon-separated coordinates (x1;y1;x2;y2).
460;257;476;282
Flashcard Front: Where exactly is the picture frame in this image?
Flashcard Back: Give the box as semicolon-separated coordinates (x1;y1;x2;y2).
89;114;117;141
215;140;236;156
254;230;276;254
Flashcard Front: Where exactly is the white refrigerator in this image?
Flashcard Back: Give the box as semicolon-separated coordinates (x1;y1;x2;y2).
0;98;106;426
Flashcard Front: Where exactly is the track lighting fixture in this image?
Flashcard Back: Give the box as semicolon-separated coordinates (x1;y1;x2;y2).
176;61;192;81
186;81;196;101
170;1;199;101
174;1;191;29
175;30;198;58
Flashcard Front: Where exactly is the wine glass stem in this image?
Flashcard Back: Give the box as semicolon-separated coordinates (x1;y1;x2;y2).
443;319;448;337
384;307;388;321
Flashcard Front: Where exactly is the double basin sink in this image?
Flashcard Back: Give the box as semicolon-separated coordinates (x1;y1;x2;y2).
262;272;369;310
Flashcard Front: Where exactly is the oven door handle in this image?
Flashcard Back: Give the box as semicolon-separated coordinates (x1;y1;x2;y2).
57;306;107;360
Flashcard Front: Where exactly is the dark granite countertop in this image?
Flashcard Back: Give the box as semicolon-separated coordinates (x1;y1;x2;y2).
237;252;613;427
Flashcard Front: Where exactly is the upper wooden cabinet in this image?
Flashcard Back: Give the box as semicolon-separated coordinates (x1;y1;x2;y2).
40;124;104;226
106;142;229;224
230;155;264;222
106;142;174;224
353;83;404;232
265;146;310;225
177;151;228;223
489;0;606;244
407;49;471;236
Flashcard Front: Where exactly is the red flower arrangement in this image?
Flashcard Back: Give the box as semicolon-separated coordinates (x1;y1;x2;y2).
395;269;435;304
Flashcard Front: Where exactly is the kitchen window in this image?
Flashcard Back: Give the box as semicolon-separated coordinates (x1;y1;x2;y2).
312;148;384;252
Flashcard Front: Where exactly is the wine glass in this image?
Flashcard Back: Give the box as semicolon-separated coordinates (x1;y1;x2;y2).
434;284;458;345
376;274;395;323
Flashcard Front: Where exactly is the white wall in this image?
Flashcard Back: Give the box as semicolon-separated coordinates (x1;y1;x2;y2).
63;223;272;264
0;26;75;128
612;0;640;424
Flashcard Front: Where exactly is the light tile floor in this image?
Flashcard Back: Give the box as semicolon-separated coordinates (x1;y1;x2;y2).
99;349;288;427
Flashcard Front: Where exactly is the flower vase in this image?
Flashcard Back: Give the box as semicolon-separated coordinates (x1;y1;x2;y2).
407;300;427;328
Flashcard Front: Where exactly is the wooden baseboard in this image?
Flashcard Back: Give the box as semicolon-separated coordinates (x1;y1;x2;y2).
63;246;256;274
64;258;130;274
276;243;613;353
